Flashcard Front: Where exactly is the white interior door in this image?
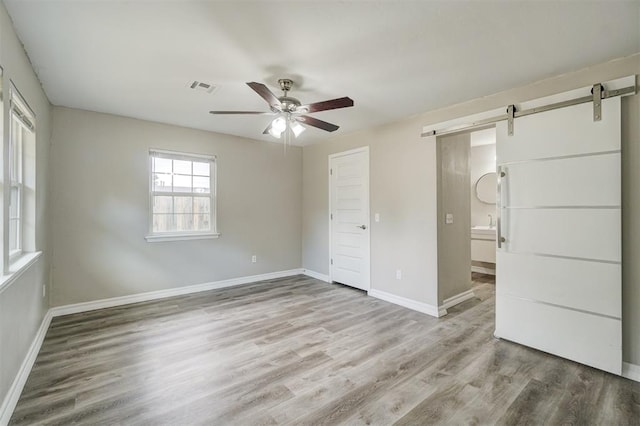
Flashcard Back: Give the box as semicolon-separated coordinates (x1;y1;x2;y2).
329;147;370;291
495;96;622;374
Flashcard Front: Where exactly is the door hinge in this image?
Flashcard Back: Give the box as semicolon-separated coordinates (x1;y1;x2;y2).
330;213;333;220
330;168;333;175
331;259;333;265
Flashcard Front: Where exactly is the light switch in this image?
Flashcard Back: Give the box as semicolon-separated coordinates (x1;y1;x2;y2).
374;213;380;222
445;213;454;224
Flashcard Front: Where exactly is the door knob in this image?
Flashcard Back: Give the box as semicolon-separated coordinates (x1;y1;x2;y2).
357;225;367;230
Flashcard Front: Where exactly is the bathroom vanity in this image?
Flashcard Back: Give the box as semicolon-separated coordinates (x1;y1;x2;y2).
471;225;496;264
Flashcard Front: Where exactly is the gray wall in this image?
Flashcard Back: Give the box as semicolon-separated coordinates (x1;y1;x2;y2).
0;1;51;415
50;107;302;306
302;119;440;307
301;54;640;364
437;133;471;304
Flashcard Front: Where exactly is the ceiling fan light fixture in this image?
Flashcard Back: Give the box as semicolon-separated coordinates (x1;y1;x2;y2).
268;126;282;138
272;116;286;132
291;120;305;137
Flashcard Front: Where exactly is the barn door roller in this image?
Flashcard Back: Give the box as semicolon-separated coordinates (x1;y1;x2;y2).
592;83;603;122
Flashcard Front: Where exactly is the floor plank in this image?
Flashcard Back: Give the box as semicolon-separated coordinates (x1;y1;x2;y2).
9;274;640;425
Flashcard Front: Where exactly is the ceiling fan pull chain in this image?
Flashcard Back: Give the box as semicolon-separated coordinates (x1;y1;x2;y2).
284;126;289;155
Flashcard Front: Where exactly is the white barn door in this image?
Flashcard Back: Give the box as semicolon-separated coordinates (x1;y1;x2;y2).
495;95;622;374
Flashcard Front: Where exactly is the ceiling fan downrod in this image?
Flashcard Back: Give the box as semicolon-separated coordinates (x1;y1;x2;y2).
277;79;301;113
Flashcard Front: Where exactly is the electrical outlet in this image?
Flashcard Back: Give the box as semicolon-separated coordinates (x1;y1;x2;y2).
374;213;380;222
396;269;402;280
251;255;257;263
42;284;46;298
445;213;454;224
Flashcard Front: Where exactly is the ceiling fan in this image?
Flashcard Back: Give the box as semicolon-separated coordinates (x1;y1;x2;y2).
210;79;354;139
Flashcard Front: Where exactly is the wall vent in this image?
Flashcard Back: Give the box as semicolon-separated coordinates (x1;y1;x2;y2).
188;81;217;94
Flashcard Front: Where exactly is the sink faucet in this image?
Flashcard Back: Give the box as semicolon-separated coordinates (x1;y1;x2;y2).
488;214;494;228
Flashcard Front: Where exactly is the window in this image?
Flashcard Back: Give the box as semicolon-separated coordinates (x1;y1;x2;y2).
146;149;218;242
9;115;24;258
7;85;36;266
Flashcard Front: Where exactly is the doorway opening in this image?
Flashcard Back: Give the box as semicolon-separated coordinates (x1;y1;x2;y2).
436;126;497;314
470;127;497;282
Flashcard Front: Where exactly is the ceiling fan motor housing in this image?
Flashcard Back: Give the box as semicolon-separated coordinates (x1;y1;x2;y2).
279;96;301;112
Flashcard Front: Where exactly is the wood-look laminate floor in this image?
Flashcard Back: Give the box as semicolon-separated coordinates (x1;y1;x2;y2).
10;274;640;425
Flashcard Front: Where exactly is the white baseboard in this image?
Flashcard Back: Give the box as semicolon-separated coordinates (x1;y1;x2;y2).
302;269;330;282
368;288;444;318
622;362;640;383
0;310;53;426
440;289;476;315
50;269;304;317
471;266;495;275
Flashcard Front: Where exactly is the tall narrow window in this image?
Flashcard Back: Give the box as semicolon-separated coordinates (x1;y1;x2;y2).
146;150;218;242
7;88;35;263
9;116;23;258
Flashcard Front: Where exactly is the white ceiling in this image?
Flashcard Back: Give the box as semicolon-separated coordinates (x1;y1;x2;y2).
4;1;639;145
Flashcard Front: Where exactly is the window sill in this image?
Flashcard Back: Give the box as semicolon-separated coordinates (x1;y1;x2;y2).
145;233;220;243
0;251;43;295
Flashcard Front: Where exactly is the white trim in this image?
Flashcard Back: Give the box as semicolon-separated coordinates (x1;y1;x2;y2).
0;251;42;295
145;233;220;243
440;289;476;312
368;288;444;318
49;269;304;317
622;362;640;383
0;310;52;426
471;265;495;275
9;83;36;131
328;157;332;285
328;146;370;159
302;269;330;282
148;149;218;240
149;148;216;161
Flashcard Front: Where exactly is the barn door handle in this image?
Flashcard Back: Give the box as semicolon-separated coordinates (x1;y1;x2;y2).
357;225;367;230
497;165;506;249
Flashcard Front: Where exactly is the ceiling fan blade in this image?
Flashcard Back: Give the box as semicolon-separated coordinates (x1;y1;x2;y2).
209;111;274;115
247;82;282;110
296;115;339;132
298;97;354;113
262;123;273;135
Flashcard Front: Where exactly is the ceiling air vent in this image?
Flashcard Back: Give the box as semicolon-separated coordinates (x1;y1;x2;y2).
188;81;217;94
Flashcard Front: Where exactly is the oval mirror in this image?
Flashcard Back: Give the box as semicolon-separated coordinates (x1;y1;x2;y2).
475;172;497;204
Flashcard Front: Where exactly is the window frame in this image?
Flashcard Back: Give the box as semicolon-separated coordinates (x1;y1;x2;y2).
145;149;219;242
8;115;23;260
6;85;35;265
